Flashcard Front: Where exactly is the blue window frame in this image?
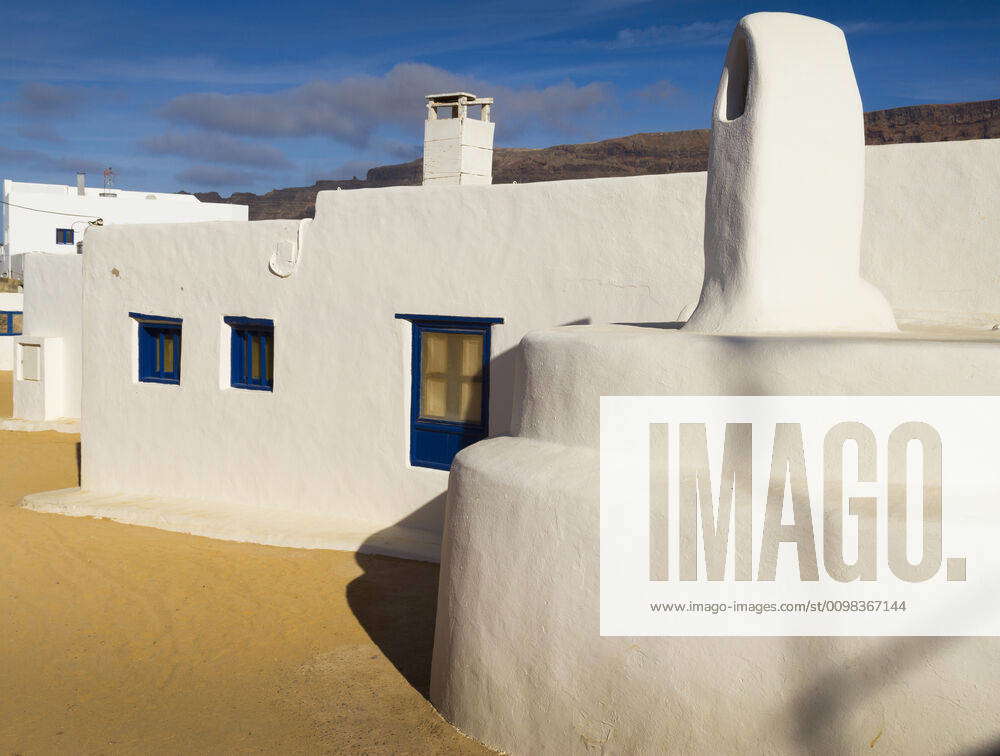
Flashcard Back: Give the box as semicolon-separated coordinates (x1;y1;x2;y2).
130;312;182;384
56;228;74;245
0;311;22;336
395;313;503;470
226;316;273;391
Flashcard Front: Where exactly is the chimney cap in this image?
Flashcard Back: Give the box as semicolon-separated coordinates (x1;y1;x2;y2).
425;92;493;105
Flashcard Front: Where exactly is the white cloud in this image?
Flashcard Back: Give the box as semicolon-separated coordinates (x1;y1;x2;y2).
16;122;64;143
175;164;265;189
160;63;611;147
635;80;683;104
0;145;104;174
140;131;292;169
608;20;733;49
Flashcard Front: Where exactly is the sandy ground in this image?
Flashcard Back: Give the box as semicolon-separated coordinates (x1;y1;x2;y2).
0;370;11;419
0;422;491;753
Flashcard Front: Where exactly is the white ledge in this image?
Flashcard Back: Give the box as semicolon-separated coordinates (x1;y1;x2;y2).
1;417;80;434
20;487;441;562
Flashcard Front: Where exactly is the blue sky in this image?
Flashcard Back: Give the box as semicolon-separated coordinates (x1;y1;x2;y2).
1;0;997;194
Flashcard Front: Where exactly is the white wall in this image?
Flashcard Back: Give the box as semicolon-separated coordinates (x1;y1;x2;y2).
80;173;706;533
76;138;1000;538
13;254;82;420
2;179;248;259
433;329;1000;755
862;140;1000;325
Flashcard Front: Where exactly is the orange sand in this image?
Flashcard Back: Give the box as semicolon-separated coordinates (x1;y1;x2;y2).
0;428;490;754
0;370;11;418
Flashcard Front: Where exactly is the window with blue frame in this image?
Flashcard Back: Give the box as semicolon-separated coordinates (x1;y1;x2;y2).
226;317;274;391
130;313;182;384
395;314;503;470
0;311;22;336
55;228;74;245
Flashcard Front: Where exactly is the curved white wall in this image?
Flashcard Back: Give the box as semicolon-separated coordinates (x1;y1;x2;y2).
432;316;1000;755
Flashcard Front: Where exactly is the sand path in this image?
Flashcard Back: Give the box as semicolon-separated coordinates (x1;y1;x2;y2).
0;427;489;754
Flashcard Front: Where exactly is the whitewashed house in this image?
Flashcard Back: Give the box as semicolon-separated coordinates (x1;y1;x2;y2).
1;176;246;278
20;82;1000;559
22;93;704;553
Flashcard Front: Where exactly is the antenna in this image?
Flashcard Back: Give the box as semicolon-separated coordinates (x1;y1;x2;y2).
100;167;118;198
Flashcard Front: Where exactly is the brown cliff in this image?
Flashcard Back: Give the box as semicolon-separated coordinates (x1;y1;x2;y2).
193;98;1000;220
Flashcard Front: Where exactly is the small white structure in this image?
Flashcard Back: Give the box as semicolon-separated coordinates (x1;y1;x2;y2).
14;337;65;422
3;253;82;431
429;13;1000;754
423;93;495;185
1;176;247;278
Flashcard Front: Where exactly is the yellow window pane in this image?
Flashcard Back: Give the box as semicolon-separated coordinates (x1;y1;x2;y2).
421;376;449;419
458;380;482;424
423;331;450;373
12;313;22;333
419;330;485;423
265;334;273;382
459;334;484;378
0;314;7;332
251;334;261;380
163;334;174;373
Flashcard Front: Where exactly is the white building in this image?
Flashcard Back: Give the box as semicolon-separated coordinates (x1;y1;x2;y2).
21;99;1000;554
1;176;247;278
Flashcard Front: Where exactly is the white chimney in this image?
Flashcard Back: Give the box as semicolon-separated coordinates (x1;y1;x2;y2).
682;13;896;334
76;172;86;196
423;92;494;186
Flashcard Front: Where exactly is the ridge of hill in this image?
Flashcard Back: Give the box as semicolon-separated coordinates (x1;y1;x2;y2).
192;99;1000;220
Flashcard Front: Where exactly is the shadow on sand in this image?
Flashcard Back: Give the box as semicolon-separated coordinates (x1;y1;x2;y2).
344;339;529;699
346;498;445;699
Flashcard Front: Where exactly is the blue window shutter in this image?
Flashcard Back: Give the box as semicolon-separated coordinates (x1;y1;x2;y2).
230;327;242;387
0;311;22;336
225;316;274;391
130;313;182;384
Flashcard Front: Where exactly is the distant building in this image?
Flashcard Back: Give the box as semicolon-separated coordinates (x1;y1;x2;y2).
0;175;247;278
